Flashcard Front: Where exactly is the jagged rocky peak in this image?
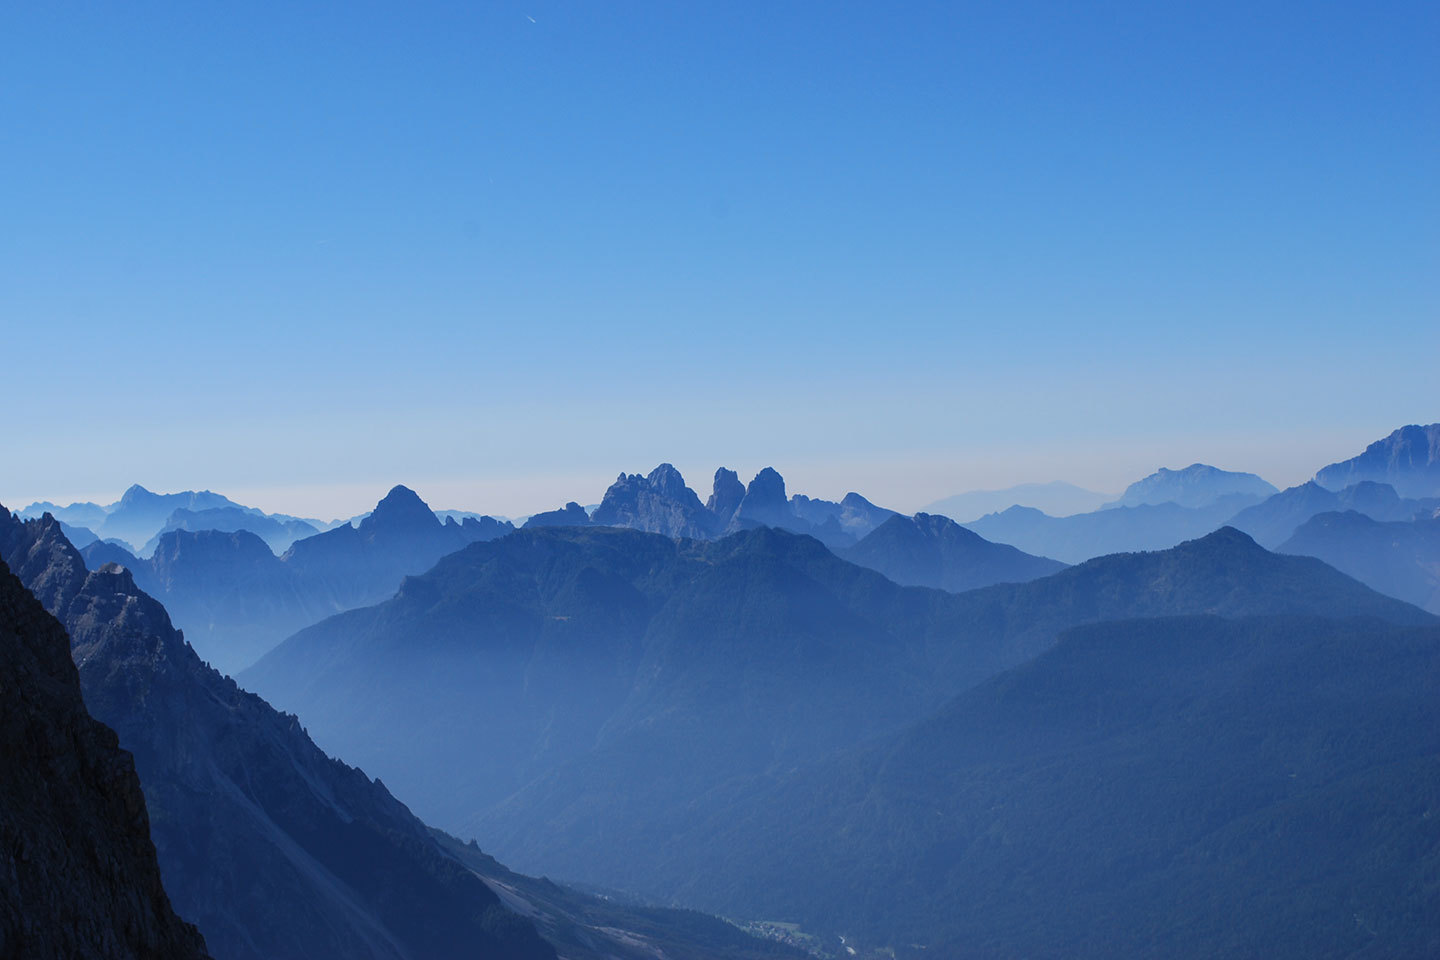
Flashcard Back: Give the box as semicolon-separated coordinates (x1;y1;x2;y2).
523;501;593;529
732;466;790;528
707;468;745;523
645;463;693;500
360;484;439;531
591;464;714;538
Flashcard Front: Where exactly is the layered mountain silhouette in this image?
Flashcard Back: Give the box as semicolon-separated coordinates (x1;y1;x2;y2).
524;464;896;549
0;557;210;960
843;512;1067;591
0;505;556;960
140;506;319;556
1281;510;1440;614
1103;462;1276;509
1228;480;1435;548
641;614;1440;958
241;524;1428;906
1316;423;1440;499
923;481;1112;523
77;486;512;673
18;485;336;555
965;500;1244;564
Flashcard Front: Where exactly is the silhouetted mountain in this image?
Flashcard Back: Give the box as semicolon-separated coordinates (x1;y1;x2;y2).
1316;423;1440;499
74;487;510;674
141;506;319;556
521;501;593;528
844;512;1067;592
1228;480;1433;548
0;505;556;960
651;615;1440;958
242;525;1427;900
591;464;717;539
924;481;1112;523
965;499;1245;564
1104;462;1276;509
1281;510;1440;614
0;557;210;960
58;520;99;548
705;468;745;526
281;484;490;614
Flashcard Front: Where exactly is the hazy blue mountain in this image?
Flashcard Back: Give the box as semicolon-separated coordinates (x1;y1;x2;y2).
0;557;210;960
1;505;556;960
923;481;1113;523
241;524;1427;898
57;520;99;548
17;498;108;530
843;512;1067;592
1104;462;1276;509
789;491;896;542
140;506;319;556
1281;510;1440;614
1316;422;1440;499
72;486;510;673
1227;480;1432;548
644;615;1440;958
964;498;1246;564
92;485;248;551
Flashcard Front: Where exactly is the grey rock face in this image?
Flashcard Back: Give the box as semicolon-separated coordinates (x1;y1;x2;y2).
1315;423;1440;499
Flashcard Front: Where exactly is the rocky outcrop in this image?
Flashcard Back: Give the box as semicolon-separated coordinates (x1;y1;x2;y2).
591;464;716;539
706;468;746;527
0;556;210;960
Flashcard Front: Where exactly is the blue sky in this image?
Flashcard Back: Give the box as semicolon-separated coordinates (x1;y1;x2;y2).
3;1;1436;518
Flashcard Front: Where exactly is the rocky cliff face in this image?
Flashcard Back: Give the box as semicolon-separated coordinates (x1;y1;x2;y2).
0;557;210;960
1316;423;1440;499
591;464;717;539
1;505;554;960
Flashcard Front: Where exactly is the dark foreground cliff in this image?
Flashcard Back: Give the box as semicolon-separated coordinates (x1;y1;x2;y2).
0;557;210;960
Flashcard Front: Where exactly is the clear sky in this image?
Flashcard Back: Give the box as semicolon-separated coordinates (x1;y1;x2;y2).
3;1;1436;519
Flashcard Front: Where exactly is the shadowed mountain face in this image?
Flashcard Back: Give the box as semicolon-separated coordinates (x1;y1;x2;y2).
1281;511;1440;614
591;464;716;539
77;486;512;674
0;505;555;960
1316;423;1440;499
1228;480;1435;548
0;558;210;960
241;524;1430;900
646;615;1440;958
1104;462;1276;509
843;512;1067;592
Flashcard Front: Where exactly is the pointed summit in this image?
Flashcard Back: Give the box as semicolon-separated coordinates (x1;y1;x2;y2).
361;485;439;533
707;468;745;525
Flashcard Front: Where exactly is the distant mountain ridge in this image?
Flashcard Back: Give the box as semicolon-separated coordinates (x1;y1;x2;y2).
77;485;513;673
843;512;1067;592
923;481;1113;523
527;463;897;549
1104;462;1276;509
